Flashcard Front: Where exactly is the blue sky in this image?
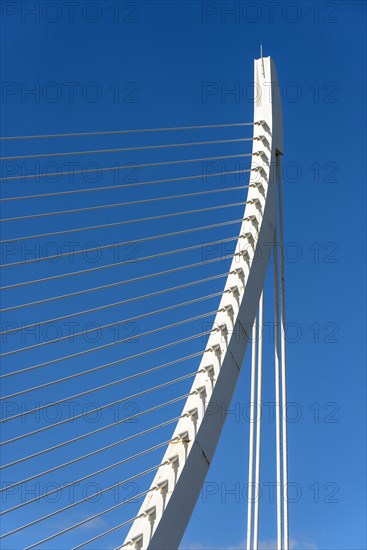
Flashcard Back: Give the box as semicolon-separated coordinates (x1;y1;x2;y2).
0;1;366;549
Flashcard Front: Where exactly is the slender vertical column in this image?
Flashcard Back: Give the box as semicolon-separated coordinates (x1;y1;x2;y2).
277;154;289;550
273;241;282;550
253;291;264;550
247;319;257;550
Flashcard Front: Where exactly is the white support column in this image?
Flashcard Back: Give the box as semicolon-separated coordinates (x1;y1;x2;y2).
277;154;289;550
246;320;257;550
273;241;283;550
253;291;264;550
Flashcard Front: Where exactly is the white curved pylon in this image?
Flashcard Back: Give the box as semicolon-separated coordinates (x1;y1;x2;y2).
121;56;283;550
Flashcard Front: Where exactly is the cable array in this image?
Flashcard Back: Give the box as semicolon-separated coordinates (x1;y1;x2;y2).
1;137;252;161
1;121;253;141
1;120;255;549
1;200;249;244
0;165;250;205
0;153;250;183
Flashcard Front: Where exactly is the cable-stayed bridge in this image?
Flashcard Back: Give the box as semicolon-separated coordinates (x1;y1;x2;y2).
0;56;289;550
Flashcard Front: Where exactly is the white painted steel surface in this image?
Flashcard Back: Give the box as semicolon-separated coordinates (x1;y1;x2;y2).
121;56;284;550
